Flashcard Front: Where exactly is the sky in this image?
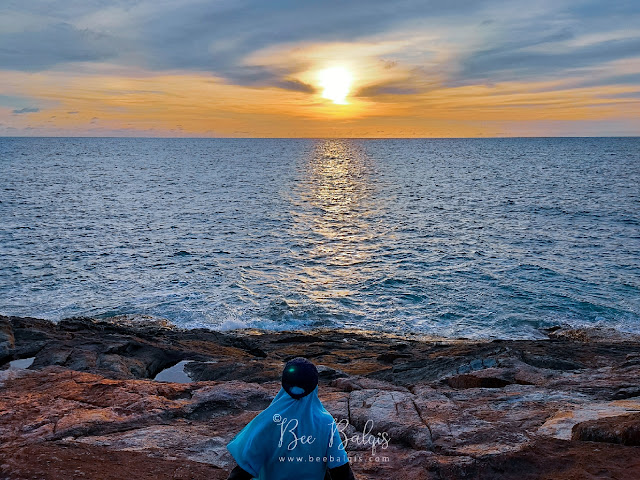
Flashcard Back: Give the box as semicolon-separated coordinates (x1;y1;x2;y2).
1;0;639;137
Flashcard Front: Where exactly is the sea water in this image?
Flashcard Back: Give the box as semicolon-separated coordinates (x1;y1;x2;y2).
1;137;638;339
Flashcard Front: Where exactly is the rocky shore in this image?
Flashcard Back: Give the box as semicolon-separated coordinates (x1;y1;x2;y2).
1;314;639;479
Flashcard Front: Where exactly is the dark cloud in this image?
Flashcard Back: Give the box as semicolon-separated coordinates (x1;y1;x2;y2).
12;107;40;114
459;36;640;83
0;22;118;70
272;79;316;93
355;83;421;97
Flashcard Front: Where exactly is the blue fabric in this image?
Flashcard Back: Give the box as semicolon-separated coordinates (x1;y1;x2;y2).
227;386;349;480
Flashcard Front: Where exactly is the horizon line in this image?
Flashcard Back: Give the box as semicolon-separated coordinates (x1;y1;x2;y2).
1;135;639;140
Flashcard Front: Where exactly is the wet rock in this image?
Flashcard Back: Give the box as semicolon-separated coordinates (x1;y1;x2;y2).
572;413;640;446
0;318;14;362
6;316;52;357
547;326;640;343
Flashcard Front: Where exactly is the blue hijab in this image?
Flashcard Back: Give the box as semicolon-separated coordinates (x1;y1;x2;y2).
227;385;349;480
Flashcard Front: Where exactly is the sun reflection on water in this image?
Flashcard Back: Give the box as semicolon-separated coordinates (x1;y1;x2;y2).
287;140;382;315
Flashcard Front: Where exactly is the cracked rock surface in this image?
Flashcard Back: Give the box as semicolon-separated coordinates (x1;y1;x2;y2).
1;315;640;479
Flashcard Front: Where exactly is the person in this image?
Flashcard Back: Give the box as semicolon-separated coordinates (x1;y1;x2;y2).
226;357;356;480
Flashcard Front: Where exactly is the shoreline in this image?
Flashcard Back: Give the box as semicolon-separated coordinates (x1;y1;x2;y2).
5;310;640;344
1;314;639;479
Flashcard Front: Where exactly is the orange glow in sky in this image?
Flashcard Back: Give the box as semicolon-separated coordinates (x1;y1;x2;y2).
1;1;639;137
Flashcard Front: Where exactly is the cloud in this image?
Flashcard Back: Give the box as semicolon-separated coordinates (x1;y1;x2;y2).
0;21;119;71
598;90;640;99
0;0;491;86
0;94;36;108
272;79;316;93
355;82;421;97
12;107;40;114
2;0;639;96
0;0;639;137
459;35;640;83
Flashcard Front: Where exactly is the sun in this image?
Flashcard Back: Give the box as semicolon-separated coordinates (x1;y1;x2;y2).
318;67;353;105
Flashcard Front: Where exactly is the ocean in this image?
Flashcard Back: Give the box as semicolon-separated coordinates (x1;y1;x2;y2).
1;137;638;339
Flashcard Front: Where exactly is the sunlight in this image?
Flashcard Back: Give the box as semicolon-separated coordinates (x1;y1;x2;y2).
318;67;353;104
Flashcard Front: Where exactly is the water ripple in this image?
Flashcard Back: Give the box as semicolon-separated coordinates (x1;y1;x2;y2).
0;137;638;339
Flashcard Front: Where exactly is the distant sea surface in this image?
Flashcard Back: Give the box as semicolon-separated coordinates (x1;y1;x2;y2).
1;137;638;339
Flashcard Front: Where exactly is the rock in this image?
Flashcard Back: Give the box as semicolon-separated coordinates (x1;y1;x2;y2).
73;425;235;468
612;386;640;399
547;326;640;343
0;367;274;446
521;353;584;371
447;373;512;389
537;399;640;440
0;441;226;480
0;317;15;362
348;389;432;450
331;377;363;392
469;359;483;370
446;365;542;389
2;315;640;479
184;360;280;383
377;352;412;363
316;364;348;381
31;340;182;379
572;413;640;446
483;358;497;368
413;384;556;456
331;376;405;393
473;437;640;480
185;381;273;420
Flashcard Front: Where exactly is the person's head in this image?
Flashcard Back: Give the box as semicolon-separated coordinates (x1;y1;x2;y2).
281;357;319;399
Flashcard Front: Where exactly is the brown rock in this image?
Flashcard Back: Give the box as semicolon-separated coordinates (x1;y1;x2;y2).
2;315;640;480
572;412;640;446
